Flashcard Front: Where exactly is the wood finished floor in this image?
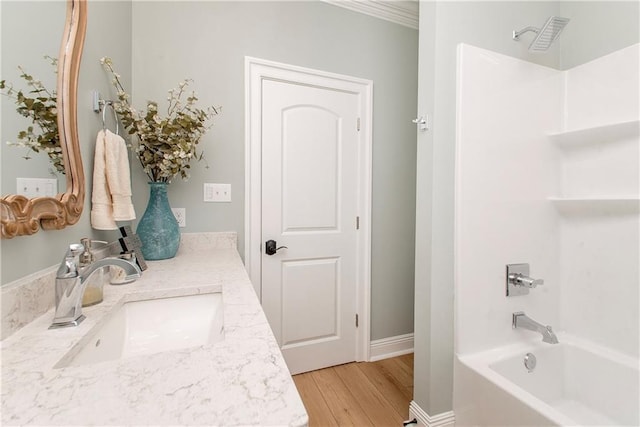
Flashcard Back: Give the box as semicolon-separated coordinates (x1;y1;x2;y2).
292;353;413;427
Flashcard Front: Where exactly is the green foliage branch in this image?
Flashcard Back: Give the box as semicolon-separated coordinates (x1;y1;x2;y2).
101;57;220;183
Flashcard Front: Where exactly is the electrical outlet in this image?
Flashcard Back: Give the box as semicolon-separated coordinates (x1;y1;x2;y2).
171;208;186;227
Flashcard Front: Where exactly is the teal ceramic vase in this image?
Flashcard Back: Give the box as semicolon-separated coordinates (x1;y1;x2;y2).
136;182;180;260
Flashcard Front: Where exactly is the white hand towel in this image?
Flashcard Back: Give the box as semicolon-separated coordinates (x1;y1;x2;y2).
90;130;136;230
104;130;136;221
91;130;116;230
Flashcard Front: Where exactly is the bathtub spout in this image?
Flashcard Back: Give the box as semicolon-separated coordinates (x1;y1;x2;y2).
512;312;559;344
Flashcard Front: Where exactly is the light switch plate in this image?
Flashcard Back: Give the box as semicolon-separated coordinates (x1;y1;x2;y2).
16;178;57;198
204;183;231;202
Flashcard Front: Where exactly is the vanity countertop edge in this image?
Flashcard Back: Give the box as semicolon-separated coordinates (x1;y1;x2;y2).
1;242;309;426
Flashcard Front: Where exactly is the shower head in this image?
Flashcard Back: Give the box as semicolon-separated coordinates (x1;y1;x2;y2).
513;16;570;53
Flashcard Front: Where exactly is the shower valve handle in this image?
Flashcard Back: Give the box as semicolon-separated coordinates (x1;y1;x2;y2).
509;273;544;288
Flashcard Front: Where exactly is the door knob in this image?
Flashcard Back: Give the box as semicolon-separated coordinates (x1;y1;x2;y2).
265;239;288;256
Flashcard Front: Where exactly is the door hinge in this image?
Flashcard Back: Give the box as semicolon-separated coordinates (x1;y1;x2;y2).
357;117;361;131
356;216;360;230
355;313;359;328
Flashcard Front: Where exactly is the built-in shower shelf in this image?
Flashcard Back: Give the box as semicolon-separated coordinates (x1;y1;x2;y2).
548;120;640;146
549;196;640;213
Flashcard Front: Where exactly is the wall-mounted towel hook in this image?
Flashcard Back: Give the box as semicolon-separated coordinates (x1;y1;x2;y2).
92;90;105;113
412;115;429;132
92;91;119;134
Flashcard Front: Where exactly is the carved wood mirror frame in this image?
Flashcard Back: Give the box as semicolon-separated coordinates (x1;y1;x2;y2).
1;0;87;239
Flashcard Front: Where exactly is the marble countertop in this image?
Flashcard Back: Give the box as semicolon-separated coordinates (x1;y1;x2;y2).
1;242;308;426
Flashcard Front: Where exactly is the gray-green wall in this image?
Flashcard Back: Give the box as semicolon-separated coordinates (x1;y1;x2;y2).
1;0;132;284
414;0;639;416
129;1;418;340
559;1;639;70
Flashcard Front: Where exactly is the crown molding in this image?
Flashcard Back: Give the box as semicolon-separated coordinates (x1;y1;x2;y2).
322;0;419;30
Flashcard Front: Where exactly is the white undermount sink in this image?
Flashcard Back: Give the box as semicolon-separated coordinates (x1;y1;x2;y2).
58;292;224;368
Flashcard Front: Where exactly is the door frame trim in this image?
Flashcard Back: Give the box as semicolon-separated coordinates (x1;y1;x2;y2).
244;56;373;362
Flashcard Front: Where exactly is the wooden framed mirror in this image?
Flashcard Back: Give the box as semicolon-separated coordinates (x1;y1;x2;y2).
1;0;87;239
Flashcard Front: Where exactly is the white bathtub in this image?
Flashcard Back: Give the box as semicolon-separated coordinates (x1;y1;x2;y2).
454;334;639;426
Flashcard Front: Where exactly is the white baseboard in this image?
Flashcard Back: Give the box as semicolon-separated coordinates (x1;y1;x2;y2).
369;333;414;361
409;401;455;427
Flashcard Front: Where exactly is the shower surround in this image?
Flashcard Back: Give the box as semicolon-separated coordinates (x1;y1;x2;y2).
453;43;639;425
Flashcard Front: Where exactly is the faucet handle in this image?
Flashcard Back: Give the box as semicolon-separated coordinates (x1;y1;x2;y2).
56;243;85;279
67;243;84;256
512;274;544;288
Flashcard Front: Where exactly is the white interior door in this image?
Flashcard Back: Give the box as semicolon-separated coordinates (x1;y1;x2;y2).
261;78;360;374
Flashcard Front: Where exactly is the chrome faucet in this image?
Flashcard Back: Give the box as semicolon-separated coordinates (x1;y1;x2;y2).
50;243;141;329
512;311;559;344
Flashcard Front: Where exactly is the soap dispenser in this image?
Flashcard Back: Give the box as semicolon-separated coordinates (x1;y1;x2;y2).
79;238;105;307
